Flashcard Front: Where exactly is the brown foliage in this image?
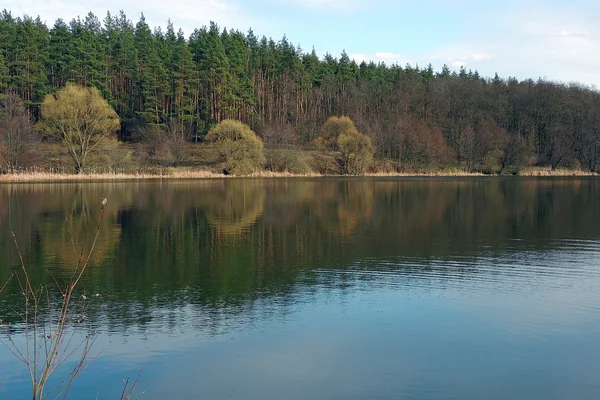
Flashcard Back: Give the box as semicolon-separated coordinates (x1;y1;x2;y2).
0;91;39;172
458;119;505;172
396;118;454;170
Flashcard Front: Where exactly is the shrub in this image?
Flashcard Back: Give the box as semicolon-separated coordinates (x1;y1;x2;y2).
315;116;374;174
265;149;312;174
319;116;356;150
307;152;342;175
205;120;265;175
337;129;374;174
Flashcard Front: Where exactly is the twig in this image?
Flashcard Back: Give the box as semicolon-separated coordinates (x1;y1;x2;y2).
120;370;144;400
1;199;109;400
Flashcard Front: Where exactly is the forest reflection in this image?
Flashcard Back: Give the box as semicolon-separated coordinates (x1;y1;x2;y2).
0;178;598;332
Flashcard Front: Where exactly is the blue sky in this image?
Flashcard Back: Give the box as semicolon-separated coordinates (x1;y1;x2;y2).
5;0;600;86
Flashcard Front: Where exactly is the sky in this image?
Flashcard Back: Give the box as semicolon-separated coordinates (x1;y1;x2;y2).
4;0;600;87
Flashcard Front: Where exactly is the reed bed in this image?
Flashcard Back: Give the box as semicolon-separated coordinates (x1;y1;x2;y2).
518;167;598;176
0;167;596;182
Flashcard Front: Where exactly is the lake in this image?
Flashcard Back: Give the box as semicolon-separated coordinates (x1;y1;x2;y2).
1;177;599;399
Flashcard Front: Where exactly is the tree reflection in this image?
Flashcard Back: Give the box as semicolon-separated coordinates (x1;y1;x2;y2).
0;178;599;331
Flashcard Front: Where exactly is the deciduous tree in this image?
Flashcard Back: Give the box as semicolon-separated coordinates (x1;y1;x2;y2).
41;83;120;172
205;119;265;174
0;91;37;172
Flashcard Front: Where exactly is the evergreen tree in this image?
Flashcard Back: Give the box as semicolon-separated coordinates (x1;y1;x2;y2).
134;14;168;126
70;13;108;95
12;16;49;117
48;19;75;88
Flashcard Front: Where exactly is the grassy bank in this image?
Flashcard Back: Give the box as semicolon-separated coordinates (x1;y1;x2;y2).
1;167;597;183
1;142;596;182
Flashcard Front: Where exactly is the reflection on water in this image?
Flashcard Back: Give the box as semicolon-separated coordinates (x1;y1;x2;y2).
1;178;600;399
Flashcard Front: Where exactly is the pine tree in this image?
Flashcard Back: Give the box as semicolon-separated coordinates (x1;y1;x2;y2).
0;52;8;91
171;29;198;137
196;22;230;128
104;11;139;136
70;13;108;96
48;19;75;88
134;14;168;126
12;16;49;117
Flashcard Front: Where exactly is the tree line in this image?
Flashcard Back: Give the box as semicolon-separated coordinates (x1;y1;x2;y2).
0;9;599;173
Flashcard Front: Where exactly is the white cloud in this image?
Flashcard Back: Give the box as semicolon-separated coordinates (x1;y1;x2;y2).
348;52;409;65
3;0;263;36
284;0;386;12
470;53;491;61
555;30;592;37
418;4;600;86
350;54;367;62
374;52;395;59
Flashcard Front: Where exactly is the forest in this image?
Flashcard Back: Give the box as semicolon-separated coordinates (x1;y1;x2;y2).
0;9;599;175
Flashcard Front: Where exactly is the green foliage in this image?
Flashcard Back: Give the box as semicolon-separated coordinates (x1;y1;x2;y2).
205;119;265;174
41;83;120;172
0;52;8;91
48;19;75;87
0;10;598;173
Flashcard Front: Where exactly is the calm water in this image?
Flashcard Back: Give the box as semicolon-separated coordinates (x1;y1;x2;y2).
1;178;600;399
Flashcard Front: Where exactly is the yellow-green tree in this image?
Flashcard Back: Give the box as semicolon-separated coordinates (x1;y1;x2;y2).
319;115;356;150
318;116;374;174
205;120;265;175
337;128;374;174
41;83;120;173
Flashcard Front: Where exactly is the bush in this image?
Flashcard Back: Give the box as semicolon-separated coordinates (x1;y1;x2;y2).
205;120;265;175
265;149;312;174
318;116;356;150
307;152;342;175
337;129;374;174
95;139;135;172
315;116;374;175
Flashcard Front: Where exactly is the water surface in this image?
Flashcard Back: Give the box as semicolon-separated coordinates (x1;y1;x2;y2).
0;178;599;399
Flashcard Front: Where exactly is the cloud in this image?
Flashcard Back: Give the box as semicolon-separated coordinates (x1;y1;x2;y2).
284;0;383;12
374;52;395;59
2;0;263;36
350;54;367;62
555;30;592;37
349;52;408;65
418;4;600;86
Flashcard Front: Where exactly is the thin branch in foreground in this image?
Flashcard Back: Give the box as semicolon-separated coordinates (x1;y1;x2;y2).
120;370;144;400
0;199;110;400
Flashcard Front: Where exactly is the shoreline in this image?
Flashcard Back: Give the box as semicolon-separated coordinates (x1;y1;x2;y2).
0;167;597;183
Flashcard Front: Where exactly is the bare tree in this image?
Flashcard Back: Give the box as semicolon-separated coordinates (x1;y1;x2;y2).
0;91;37;173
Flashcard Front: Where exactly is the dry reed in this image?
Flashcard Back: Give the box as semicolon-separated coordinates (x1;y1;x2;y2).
0;166;597;183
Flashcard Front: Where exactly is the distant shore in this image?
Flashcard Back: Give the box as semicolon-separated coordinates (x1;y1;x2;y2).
0;167;597;183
